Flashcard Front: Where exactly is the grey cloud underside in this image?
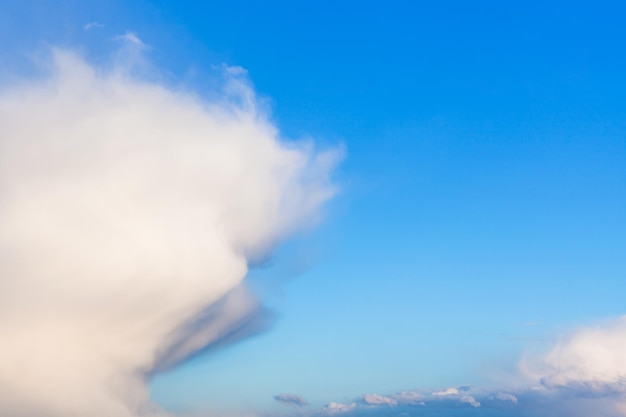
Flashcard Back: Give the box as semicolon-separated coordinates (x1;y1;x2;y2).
152;284;275;374
274;393;309;407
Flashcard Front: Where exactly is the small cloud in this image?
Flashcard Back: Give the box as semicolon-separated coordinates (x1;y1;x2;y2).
496;392;518;404
84;21;104;31
432;387;459;397
274;393;308;407
323;402;357;415
225;65;247;76
115;31;145;47
363;393;398;406
460;395;480;407
212;64;248;76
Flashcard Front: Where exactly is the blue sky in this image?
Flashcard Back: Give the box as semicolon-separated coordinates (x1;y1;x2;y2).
2;1;626;416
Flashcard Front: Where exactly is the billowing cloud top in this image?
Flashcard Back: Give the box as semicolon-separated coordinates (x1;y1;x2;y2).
523;316;626;393
0;49;340;417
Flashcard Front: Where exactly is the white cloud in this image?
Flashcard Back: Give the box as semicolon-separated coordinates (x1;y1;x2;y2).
363;393;397;406
460;395;480;407
84;22;104;31
323;402;357;414
496;392;518;404
115;31;145;47
432;387;459;396
522;315;626;392
0;49;340;417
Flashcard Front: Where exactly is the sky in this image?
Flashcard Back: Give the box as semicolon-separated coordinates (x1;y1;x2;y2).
1;1;626;417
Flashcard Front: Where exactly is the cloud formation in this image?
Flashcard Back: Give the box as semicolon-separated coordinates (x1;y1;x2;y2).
523;316;626;392
0;48;340;417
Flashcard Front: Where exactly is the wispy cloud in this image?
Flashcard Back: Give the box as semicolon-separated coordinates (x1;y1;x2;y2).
460;395;480;407
432;387;459;397
115;31;145;47
322;402;357;415
496;392;518;404
362;393;397;406
274;393;309;407
84;21;104;31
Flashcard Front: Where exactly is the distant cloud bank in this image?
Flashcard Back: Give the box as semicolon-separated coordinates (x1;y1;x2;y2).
310;315;626;417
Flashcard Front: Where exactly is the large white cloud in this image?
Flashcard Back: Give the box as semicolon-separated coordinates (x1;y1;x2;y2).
522;316;626;392
0;48;340;417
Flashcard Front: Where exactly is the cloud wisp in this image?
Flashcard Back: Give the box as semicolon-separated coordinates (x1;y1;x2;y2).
115;31;145;47
274;393;309;407
0;48;340;417
84;21;105;31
